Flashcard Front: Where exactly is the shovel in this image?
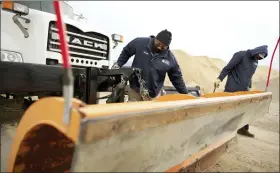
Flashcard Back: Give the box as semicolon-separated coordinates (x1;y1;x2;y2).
213;86;217;93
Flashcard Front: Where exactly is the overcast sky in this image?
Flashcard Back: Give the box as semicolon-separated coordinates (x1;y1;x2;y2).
68;1;279;70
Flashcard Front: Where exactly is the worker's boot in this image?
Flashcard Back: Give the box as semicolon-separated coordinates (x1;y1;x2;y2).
237;125;255;138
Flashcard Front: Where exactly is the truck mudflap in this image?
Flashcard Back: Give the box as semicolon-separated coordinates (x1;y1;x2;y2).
7;91;272;172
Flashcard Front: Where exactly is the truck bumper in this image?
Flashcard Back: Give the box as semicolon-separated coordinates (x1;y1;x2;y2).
0;62;137;104
0;61;85;93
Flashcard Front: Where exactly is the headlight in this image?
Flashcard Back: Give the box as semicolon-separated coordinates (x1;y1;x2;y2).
2;1;29;16
0;50;23;63
112;34;124;43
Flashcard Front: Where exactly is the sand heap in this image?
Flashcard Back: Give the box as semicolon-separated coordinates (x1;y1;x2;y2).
165;49;279;94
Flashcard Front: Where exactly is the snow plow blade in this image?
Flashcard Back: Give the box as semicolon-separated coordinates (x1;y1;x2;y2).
8;91;272;172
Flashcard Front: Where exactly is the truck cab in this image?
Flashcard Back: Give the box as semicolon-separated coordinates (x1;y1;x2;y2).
1;1;123;69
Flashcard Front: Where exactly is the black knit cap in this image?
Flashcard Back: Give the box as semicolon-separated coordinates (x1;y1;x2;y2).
156;29;172;46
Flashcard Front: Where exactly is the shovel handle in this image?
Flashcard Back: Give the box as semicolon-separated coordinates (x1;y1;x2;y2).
213;86;216;93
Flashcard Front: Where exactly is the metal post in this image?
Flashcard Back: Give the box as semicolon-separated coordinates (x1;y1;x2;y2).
84;67;98;104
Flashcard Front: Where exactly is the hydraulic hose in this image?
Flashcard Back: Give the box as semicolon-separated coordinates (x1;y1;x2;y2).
265;37;279;92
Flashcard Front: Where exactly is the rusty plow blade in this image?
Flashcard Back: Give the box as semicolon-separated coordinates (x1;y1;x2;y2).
7;91;272;172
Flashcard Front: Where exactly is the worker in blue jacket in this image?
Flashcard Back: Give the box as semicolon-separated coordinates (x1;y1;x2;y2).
214;45;268;138
112;29;188;101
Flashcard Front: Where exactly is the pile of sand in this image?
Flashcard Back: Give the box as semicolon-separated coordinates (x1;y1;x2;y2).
165;49;279;94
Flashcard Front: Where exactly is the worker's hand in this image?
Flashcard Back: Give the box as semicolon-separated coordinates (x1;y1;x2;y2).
111;62;120;69
214;78;221;88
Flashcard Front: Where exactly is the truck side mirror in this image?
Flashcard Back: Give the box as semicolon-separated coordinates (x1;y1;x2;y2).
2;1;29;16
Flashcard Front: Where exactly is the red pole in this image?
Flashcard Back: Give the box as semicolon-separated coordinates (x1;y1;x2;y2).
53;0;73;125
265;37;280;91
53;0;71;69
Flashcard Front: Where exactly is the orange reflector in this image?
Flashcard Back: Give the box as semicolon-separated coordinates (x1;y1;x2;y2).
2;1;14;10
120;35;124;42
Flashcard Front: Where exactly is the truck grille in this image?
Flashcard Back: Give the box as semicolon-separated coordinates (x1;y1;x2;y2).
47;21;109;61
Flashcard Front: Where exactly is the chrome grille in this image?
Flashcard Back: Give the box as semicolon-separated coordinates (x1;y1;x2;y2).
47;21;109;61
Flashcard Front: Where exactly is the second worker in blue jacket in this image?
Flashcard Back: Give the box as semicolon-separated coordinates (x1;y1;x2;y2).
112;29;189;101
214;45;268;138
